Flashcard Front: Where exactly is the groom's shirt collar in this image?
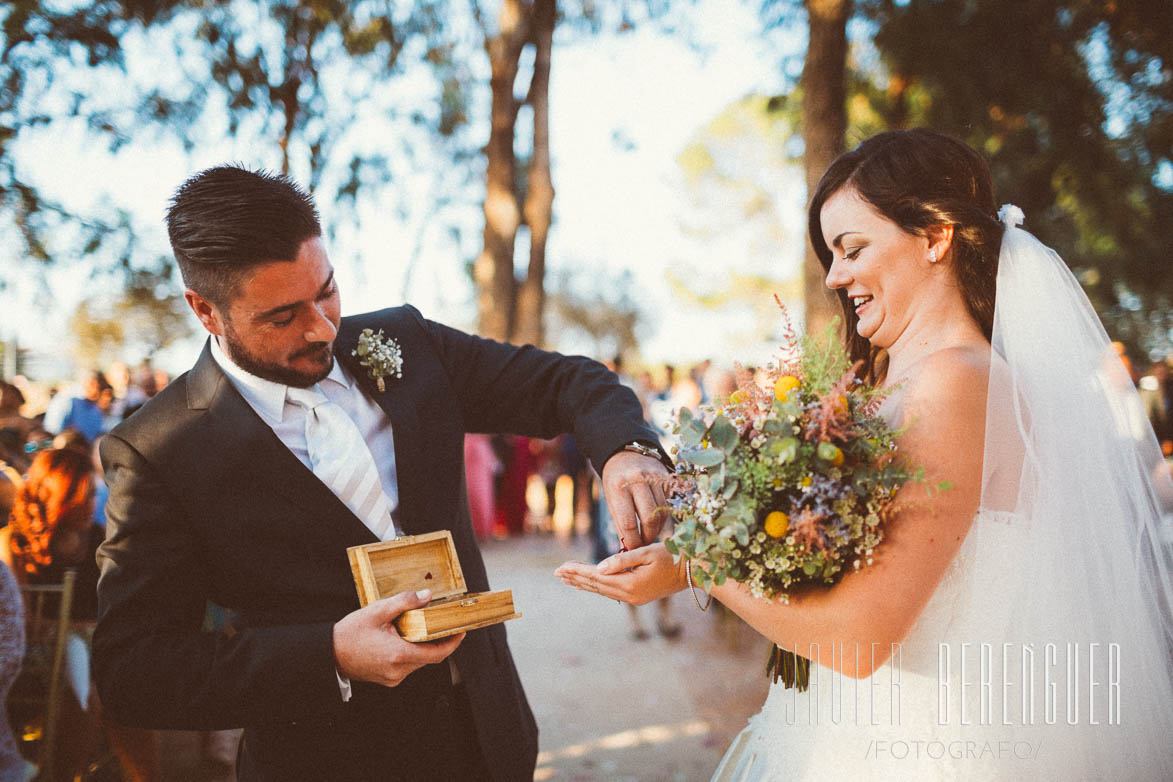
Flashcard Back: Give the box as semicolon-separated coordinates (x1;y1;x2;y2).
209;336;352;424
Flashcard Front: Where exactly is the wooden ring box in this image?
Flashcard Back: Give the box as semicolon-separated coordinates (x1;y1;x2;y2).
347;530;520;642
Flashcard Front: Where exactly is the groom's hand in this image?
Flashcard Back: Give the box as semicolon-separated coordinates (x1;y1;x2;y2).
333;589;465;688
601;451;671;549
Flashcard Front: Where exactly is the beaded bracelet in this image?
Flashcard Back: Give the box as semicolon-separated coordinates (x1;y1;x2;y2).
686;560;713;612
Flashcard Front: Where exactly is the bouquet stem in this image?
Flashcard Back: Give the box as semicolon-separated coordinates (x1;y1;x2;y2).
766;644;811;691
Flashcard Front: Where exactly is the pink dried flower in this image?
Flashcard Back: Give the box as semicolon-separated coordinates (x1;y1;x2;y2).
804;368;857;444
792;507;831;554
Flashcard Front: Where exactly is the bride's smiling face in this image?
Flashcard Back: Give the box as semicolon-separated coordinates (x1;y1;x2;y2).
820;186;934;349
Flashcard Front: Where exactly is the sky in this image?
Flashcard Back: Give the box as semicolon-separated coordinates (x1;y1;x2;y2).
3;0;807;379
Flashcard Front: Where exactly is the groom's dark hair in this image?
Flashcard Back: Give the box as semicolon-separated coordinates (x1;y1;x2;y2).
166;165;322;310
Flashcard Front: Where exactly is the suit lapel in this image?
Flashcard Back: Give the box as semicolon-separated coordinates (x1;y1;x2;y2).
336;318;425;536
189;340;378;549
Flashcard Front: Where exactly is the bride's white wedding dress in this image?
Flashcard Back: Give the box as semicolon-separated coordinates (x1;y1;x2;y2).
713;510;1042;781
712;207;1173;781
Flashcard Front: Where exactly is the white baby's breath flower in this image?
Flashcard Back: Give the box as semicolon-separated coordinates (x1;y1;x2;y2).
353;328;403;391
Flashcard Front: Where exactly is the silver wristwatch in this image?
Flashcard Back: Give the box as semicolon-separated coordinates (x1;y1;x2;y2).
621;441;661;460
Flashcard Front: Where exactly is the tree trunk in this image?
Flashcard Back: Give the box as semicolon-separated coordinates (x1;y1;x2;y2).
514;0;555;348
801;0;850;336
474;0;529;341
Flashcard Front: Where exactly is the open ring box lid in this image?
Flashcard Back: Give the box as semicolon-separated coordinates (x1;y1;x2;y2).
347;530;521;642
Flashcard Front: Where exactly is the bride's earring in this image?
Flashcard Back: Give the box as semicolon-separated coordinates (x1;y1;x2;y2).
928;249;938;263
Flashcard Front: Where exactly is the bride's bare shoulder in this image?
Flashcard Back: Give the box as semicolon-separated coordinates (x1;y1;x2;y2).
899;344;991;425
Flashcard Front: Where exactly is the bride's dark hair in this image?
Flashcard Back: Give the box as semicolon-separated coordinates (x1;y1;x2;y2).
808;128;1003;379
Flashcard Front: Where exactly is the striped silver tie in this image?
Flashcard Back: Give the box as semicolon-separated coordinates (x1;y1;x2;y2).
287;385;396;540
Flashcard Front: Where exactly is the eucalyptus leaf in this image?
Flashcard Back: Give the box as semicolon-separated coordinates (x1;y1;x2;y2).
683;448;726;468
774;399;801;419
722;478;740;499
733;522;750;546
769;437;799;463
723;493;751;522
709;416;740;454
763;417;788;435
681;418;707;447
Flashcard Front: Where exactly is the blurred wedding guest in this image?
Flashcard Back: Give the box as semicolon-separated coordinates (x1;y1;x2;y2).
1139;361;1173;454
42;370;110;444
90;435;109;528
689;359;712;403
633;369;655;401
464;434;500;540
0;559;30;781
1112;341;1138;386
0;433;23;523
4;448;161;781
119;365;158;421
22;424;54;462
52;429;92;457
704;366;738;402
102;361;147;427
0;380;34;444
151;368;170;394
0;385;32;514
649;376;704;441
656;364;677;401
493;434;536;536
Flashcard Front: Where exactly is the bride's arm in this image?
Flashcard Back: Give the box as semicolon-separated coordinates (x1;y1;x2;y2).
558;349;988;679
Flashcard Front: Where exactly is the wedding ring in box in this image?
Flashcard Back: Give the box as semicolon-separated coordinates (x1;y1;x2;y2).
346;530;520;642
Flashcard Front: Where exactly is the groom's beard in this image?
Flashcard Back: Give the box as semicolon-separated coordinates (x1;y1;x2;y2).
219;324;334;389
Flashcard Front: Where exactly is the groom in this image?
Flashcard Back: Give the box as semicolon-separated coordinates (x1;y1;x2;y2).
92;166;670;781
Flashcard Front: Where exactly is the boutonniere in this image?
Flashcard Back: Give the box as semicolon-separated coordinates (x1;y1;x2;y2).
352;328;403;392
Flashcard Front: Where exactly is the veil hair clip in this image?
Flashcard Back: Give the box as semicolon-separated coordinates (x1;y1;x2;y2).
997;203;1025;228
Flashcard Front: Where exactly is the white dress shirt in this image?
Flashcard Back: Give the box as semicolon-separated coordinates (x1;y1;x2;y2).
210;336;401;524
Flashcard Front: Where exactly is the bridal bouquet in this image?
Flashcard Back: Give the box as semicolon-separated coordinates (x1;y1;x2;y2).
663;305;937;687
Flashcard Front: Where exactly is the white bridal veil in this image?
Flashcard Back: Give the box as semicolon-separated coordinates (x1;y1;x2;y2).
967;205;1173;779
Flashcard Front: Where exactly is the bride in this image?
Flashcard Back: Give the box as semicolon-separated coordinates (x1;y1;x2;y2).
557;128;1173;780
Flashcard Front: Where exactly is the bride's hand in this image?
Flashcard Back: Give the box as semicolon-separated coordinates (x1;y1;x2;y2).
555;543;688;605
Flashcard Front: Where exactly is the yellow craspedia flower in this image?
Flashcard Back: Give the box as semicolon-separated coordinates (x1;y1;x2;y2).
730;389;748;404
832;394;849;417
774;375;801;401
817;441;845;466
764;511;790;538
